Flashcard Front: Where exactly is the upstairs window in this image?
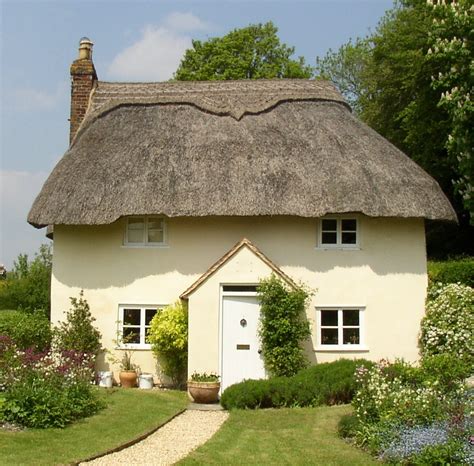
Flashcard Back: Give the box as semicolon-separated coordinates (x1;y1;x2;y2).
316;308;365;349
318;218;358;248
118;305;164;348
125;216;166;246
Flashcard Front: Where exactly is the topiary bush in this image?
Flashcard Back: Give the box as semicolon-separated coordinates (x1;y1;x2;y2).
0;310;51;351
419;283;474;370
220;358;372;410
428;257;474;287
257;275;312;377
148;300;188;388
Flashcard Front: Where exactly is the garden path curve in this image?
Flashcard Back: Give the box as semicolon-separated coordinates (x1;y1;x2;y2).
82;410;228;466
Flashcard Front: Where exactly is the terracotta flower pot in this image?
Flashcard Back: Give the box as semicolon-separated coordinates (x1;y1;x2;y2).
119;370;137;388
187;381;221;403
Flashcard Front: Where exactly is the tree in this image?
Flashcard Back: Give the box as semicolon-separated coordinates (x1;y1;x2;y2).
175;22;313;81
315;0;473;256
426;0;473;221
0;244;52;315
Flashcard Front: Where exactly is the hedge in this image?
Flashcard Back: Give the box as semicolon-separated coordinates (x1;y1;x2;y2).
220;358;373;410
427;257;474;287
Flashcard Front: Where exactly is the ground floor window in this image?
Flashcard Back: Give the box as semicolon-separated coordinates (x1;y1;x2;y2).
118;305;164;348
316;307;364;349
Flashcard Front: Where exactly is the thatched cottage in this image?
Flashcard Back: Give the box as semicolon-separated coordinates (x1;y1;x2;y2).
29;39;456;390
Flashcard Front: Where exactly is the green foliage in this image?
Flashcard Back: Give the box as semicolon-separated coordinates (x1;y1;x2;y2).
53;290;102;357
428;257;474;287
338;413;360;439
315;1;474;252
0;336;103;428
257;275;311;377
149;301;188;387
175;22;312;81
427;0;473;220
0;244;52;315
0;310;51;351
220;359;372;410
189;372;219;382
419;283;474;370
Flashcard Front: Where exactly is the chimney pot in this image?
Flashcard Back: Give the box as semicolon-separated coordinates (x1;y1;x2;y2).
78;37;93;60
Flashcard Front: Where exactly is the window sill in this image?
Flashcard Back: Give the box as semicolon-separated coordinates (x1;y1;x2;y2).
121;244;169;249
315;246;360;251
315;345;369;352
115;346;152;351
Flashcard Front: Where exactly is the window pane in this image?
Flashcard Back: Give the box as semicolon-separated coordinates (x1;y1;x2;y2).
321;232;337;244
343;310;359;326
123;327;140;344
145;309;157;326
321;310;338;326
123;308;141;326
341;219;357;231
322;219;337;231
341;232;357;244
148;218;163;230
128;218;144;229
147;229;164;243
321;328;338;345
343;328;360;345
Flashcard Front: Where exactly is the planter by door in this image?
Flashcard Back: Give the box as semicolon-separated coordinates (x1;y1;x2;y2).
188;381;221;403
221;295;266;391
119;370;137;388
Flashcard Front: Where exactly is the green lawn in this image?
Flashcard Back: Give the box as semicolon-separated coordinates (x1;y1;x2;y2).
0;388;187;466
179;405;378;466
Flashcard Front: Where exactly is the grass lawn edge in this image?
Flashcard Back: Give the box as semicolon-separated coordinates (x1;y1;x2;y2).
72;406;187;465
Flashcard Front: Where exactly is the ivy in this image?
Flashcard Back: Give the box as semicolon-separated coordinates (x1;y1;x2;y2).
257;275;312;377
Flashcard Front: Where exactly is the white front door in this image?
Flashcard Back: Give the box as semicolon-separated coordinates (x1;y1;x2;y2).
221;295;266;391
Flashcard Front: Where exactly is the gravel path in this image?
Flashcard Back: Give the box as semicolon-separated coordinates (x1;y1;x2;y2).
83;410;228;466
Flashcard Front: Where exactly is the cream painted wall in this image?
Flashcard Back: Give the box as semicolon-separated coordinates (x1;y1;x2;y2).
51;215;427;383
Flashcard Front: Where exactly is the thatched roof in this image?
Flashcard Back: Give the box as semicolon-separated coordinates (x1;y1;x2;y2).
28;79;456;227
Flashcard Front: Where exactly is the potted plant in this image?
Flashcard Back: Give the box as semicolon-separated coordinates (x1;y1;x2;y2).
187;372;220;403
117;348;137;388
108;333;138;388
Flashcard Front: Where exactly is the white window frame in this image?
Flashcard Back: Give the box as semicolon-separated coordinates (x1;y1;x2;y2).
123;216;168;248
118;304;165;349
316;216;359;249
315;307;367;351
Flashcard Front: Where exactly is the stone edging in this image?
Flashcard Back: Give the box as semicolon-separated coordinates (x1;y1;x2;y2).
70;408;187;465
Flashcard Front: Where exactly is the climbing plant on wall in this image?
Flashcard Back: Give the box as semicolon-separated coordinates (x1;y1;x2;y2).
257;275;312;377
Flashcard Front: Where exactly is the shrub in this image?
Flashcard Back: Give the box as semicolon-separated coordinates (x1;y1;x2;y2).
338;413;360;438
220;358;372;410
0;336;104;428
149;300;188;387
428;257;474;287
0;244;52;315
257;275;312;377
0;310;51;351
419;283;474;370
53;291;102;359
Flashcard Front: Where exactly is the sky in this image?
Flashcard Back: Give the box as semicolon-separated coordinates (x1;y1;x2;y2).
0;0;393;269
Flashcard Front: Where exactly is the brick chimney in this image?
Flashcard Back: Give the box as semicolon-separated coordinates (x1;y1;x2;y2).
69;37;97;144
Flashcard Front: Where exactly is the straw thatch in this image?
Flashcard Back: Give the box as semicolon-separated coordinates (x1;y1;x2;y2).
28;79;456;227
